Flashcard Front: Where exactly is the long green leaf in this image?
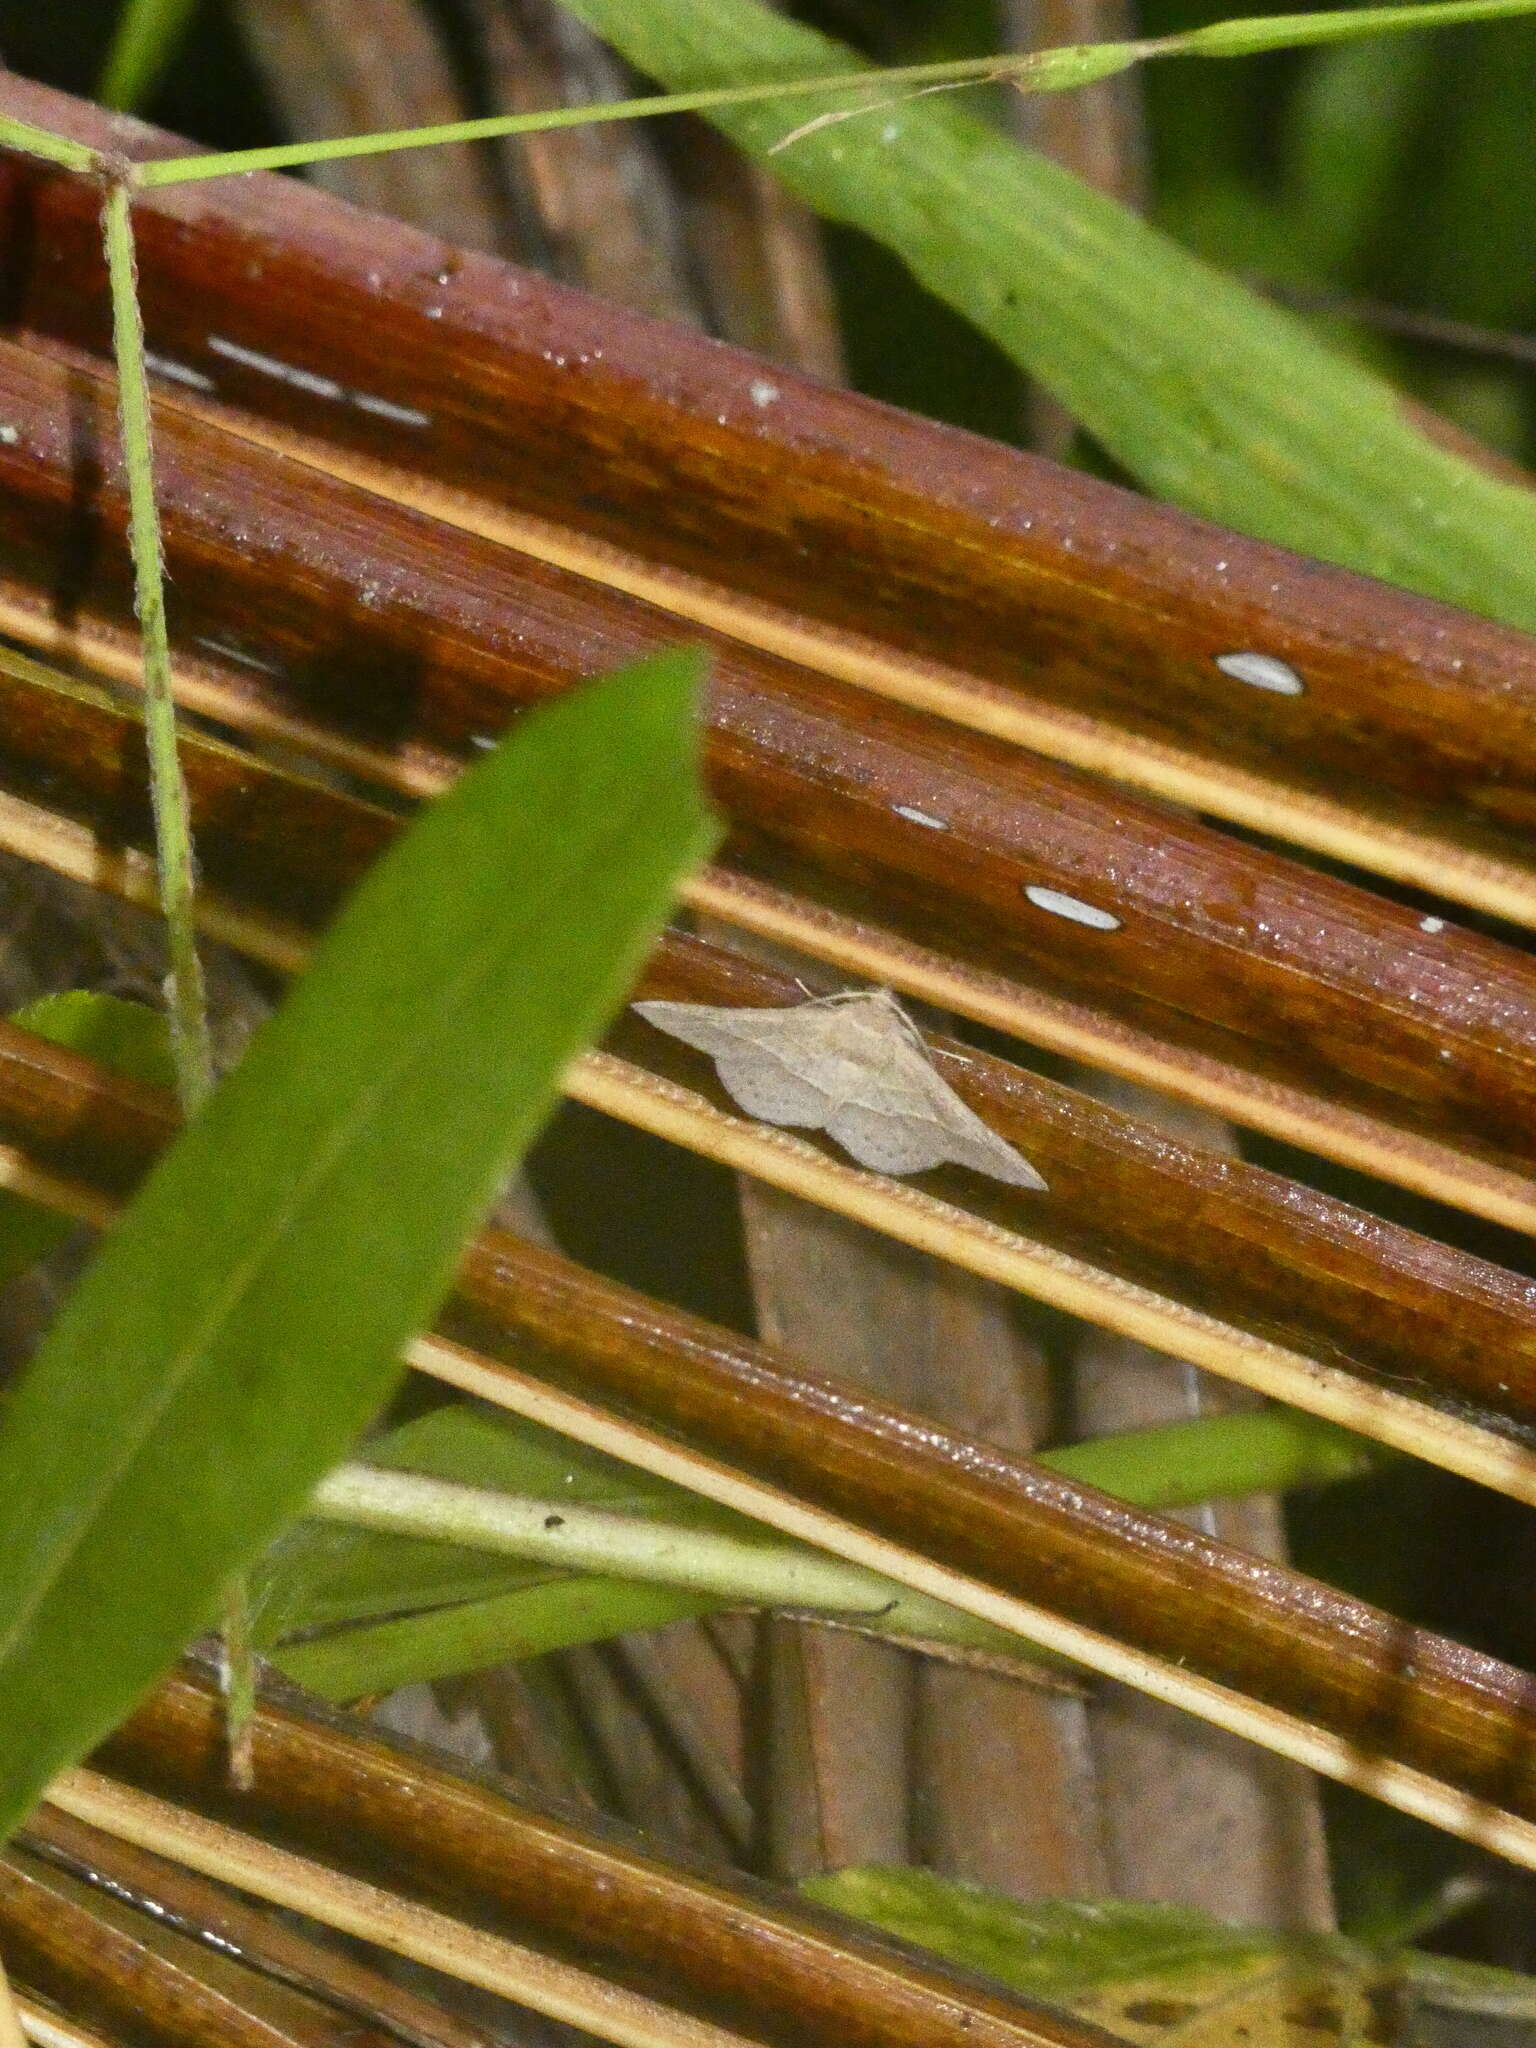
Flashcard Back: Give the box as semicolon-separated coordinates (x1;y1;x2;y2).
256;1407;736;1698
806;1868;1536;2036
562;0;1536;627
0;646;714;1840
804;1871;1297;1998
99;0;202;112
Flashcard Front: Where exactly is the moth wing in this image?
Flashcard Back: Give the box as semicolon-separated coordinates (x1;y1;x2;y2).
823;1099;957;1177
633;999;781;1059
939;1116;1050;1190
633;1001;834;1126
712;1049;834;1128
900;1047;1050;1190
795;1012;1041;1184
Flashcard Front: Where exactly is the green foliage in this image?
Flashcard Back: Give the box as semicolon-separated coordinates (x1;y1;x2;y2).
99;0;201;111
1042;1406;1380;1508
252;1400;1376;1699
562;0;1536;628
0;0;1520;1920
0;994;172;1295
0;647;715;1840
259;1403;1036;1697
805;1868;1536;2041
275;1574;719;1702
10;992;176;1094
805;1869;1284;1998
255;1405;734;1697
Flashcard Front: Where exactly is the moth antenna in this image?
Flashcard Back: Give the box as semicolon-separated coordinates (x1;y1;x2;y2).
876;988;940;1056
805;985;873;1010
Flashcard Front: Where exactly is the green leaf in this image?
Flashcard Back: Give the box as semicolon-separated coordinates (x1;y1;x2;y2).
256;1403;1025;1697
808;1867;1536;2039
0;646;715;1841
802;1871;1397;2043
99;0;202;111
0;995;174;1296
1042;1406;1381;1508
563;0;1536;628
804;1870;1278;1997
10;993;176;1095
272;1579;720;1701
255;1406;745;1699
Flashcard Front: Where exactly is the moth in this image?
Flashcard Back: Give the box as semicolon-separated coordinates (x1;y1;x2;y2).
633;988;1047;1190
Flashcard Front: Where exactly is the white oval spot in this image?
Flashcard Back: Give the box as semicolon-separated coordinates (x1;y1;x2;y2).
194;636;281;677
750;378;781;408
894;805;949;831
353;392;431;428
145;351;215;393
1215;651;1304;697
1024;886;1121;931
1420;915;1446;934
208;334;344;401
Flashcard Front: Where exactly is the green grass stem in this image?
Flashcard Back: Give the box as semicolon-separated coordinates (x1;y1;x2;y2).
122;0;1536;190
103;174;238;1769
101;181;215;1118
0;116;98;174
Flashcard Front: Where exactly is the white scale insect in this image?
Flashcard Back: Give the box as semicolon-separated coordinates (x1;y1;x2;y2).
634;989;1047;1190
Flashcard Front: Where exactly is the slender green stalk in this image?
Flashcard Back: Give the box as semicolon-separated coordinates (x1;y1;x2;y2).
0;116;99;174
126;0;1536;190
104;175;245;1766
129;69;994;186
308;1465;1024;1658
100;181;215;1117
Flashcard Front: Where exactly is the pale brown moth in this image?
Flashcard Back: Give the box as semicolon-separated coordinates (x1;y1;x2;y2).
633;989;1047;1189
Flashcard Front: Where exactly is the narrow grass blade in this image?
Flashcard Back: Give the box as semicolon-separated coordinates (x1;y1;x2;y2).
0;646;714;1841
99;0;201;112
274;1582;721;1701
102;182;214;1115
563;0;1536;628
0;118;98;174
